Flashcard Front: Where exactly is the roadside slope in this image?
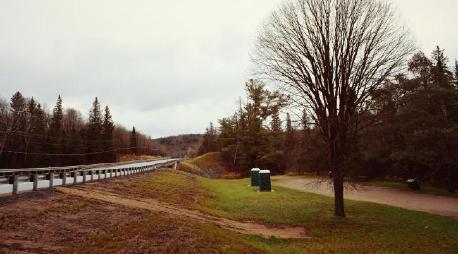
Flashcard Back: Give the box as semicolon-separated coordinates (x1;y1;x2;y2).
1;169;458;254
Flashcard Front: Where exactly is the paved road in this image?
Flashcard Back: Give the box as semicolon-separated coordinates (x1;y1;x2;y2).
0;159;177;194
273;175;458;220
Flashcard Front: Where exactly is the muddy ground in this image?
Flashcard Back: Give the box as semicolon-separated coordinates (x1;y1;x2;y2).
0;173;304;254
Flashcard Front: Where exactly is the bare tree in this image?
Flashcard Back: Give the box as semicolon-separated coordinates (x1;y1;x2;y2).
253;0;413;217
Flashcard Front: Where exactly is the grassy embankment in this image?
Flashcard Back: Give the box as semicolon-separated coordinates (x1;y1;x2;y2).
8;153;453;253
81;153;458;254
177;152;233;178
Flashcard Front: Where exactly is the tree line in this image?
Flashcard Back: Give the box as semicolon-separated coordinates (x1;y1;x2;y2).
199;47;458;194
0;92;157;169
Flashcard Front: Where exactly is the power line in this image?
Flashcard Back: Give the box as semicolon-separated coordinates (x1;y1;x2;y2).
0;130;127;144
1;147;135;156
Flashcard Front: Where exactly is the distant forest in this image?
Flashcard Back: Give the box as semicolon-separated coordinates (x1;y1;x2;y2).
0;94;159;169
198;47;458;192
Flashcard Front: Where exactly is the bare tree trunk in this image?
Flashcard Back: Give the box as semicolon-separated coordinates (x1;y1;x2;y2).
329;134;345;217
333;170;345;217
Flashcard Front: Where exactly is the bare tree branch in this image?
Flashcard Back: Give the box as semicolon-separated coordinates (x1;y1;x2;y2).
253;0;414;217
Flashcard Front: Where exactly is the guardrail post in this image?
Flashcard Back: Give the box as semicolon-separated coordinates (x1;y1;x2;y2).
60;171;66;186
72;172;77;185
48;172;54;188
104;169;107;179
97;170;101;181
90;171;94;181
82;171;86;183
9;175;18;195
31;174;38;191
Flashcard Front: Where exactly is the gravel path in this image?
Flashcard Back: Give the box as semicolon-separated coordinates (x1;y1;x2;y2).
273;175;458;220
57;186;308;239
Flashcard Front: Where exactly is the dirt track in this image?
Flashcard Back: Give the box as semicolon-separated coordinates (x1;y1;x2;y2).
57;186;307;239
273;175;458;220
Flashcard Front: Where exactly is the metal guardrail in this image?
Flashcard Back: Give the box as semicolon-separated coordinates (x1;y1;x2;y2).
0;158;180;195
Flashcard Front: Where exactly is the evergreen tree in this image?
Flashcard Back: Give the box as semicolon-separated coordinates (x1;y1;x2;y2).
130;126;137;155
3;92;26;168
359;48;458;192
50;95;64;136
27;101;47;167
102;106;115;162
23;97;36;167
454;60;458;88
199;122;219;155
285;113;295;148
431;46;453;87
48;95;65;166
87;97;103;162
218;80;286;175
284;113;296;171
270;107;282;133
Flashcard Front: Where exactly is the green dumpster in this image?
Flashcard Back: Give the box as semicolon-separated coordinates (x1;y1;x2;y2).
251;168;260;186
259;170;271;192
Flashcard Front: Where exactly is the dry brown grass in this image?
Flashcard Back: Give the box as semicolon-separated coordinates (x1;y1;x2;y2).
117;154;160;162
177;152;228;178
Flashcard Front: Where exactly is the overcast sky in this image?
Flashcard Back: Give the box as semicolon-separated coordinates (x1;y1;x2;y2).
0;0;457;138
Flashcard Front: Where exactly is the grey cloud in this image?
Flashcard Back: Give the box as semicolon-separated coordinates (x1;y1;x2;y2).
0;0;456;137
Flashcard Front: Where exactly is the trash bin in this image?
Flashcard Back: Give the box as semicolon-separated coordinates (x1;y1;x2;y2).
259;170;271;192
251;168;260;186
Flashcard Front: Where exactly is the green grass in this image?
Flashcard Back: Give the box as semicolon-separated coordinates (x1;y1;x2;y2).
133;169;458;254
365;180;458;198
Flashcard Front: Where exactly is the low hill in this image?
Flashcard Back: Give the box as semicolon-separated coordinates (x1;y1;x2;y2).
152;134;203;158
177;152;237;178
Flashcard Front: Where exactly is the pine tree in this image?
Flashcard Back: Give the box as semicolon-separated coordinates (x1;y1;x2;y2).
3;92;26;168
50;95;64;136
454;60;458;88
103;106;115;162
130;126;137;155
87;97;103;162
88;97;102;132
285;113;295;151
48;95;65;166
301;109;309;132
299;109;312;175
284;113;297;172
199;122;219;155
431;46;453;87
23;98;36;167
34;103;48;166
270;107;282;133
